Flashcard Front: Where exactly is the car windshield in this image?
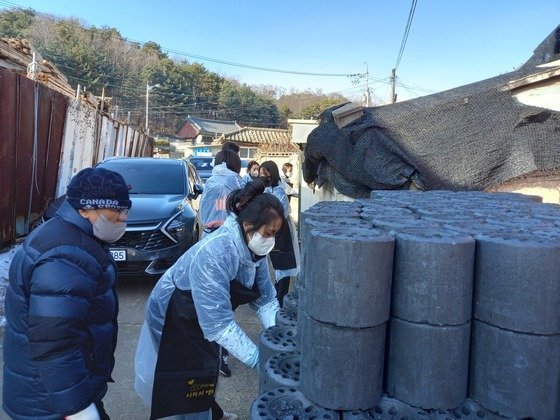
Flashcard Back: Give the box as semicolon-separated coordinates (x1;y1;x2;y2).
190;157;213;170
98;161;186;194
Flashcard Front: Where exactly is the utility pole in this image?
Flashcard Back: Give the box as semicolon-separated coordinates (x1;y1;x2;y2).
364;62;371;107
145;82;160;134
27;52;39;80
100;87;105;113
389;68;397;104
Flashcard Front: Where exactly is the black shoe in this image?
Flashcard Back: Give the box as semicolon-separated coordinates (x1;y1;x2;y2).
220;363;232;377
220;356;232;377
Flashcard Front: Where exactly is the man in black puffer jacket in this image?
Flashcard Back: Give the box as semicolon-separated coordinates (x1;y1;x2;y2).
3;167;131;420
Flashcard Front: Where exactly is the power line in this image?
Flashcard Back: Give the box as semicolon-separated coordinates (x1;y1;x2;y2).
4;0;434;100
395;0;418;70
142;45;355;77
0;0;357;78
394;76;435;94
1;1;435;105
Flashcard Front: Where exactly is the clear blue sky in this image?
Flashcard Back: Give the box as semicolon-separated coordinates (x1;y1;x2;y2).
1;0;559;103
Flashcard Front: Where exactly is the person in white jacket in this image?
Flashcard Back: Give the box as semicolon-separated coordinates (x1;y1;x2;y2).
198;149;245;378
241;160;260;184
280;162;298;199
199;149;245;237
134;181;283;420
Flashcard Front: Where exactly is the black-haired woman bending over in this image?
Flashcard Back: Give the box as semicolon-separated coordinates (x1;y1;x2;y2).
134;181;284;420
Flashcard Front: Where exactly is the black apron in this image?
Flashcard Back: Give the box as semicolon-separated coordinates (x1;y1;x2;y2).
150;280;260;419
269;217;297;271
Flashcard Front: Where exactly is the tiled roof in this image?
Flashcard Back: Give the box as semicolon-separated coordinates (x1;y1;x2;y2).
221;127;290;144
220;127;299;154
187;115;241;135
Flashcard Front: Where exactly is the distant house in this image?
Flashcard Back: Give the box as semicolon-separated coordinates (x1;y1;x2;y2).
175;115;242;157
219;126;299;160
173;115;299;161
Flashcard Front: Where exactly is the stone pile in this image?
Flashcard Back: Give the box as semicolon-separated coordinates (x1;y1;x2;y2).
252;190;560;419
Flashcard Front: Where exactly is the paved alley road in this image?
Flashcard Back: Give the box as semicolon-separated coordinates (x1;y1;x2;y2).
0;275;260;420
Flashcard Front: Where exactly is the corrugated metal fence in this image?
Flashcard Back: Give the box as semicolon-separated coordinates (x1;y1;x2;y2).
0;69;67;246
0;67;153;247
55;101;153;197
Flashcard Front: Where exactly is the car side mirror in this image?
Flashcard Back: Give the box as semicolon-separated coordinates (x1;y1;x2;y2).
189;184;204;199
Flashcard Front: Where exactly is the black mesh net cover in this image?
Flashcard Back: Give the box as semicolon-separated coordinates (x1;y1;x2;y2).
303;26;560;198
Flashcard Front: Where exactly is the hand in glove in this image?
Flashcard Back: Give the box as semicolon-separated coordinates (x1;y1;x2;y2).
257;299;280;329
65;403;100;420
215;321;258;368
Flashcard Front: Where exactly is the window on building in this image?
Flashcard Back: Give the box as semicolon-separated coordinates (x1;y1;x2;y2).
239;147;257;159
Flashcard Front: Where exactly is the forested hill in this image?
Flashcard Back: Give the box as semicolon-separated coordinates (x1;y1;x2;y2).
0;8;348;132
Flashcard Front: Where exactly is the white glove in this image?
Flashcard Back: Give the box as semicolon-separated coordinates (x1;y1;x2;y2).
257;299;280;329
65;403;100;420
215;321;258;368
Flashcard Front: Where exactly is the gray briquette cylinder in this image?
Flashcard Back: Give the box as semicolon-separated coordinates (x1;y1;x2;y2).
369;189;424;201
361;213;440;232
282;290;298;314
469;319;560;419
296;287;305;349
305;225;394;328
342;396;430;419
390;228;476;325
299;310;386;410
275;307;297;327
300;216;371;289
473;233;560;334
259;351;300;394
385;317;470;410
430;398;509;420
258;324;297;372
303;201;364;219
251;387;338;419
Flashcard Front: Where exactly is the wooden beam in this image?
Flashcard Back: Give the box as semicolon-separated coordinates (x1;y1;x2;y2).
332;103;364;128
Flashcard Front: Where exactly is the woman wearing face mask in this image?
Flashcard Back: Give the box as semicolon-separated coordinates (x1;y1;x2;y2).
258;161;300;307
3;167;130;420
134;181;283;420
242;160;260;183
200;149;245;378
200;149;245;238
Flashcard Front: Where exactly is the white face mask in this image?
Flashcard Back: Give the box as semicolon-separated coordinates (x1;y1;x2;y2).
248;231;275;256
93;213;127;244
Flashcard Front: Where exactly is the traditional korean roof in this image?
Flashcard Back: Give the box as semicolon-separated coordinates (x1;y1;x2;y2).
176;115;242;139
220;126;299;154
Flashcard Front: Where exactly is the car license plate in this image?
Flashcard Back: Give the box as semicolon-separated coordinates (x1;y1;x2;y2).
110;249;126;261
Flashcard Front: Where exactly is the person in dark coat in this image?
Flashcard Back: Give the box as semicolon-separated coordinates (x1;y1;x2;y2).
258;161;300;307
2;167;131;420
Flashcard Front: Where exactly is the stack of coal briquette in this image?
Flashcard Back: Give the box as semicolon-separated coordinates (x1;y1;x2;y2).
251;190;560;419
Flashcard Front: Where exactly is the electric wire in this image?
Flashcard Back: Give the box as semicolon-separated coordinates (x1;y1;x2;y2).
0;0;435;113
0;0;357;78
395;0;418;70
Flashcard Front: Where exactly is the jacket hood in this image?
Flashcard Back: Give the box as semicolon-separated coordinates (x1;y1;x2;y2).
212;162;240;177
